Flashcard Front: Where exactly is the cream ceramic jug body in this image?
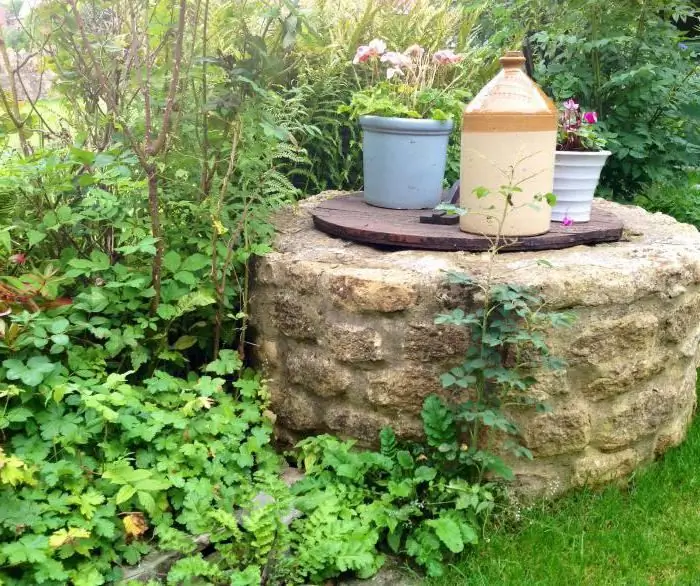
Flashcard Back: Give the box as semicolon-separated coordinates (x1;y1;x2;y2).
460;51;556;237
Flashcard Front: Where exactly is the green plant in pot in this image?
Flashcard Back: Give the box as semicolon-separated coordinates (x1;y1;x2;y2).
552;99;611;223
343;40;467;210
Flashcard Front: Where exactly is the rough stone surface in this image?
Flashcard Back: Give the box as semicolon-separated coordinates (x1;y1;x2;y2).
518;403;591;457
326;323;384;363
337;565;420;586
250;194;700;498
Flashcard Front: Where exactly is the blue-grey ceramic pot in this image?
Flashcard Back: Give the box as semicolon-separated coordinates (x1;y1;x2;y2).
360;115;453;209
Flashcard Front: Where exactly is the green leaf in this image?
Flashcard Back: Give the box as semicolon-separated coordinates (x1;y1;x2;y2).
115;485;137;505
0;228;11;253
458;520;479;545
130;346;149;371
89;250;111;270
71;566;105;586
163;250;182;273
49;317;70;334
414;466;437;483
204;349;242;375
422;395;457;449
387;527;403;553
174;292;215;318
3;356;55;386
396;450;414;469
1;533;49;564
180;253;211;272
51;334;70;346
56;205;73;223
27;229;47;246
94;153;115;167
116;236;158;256
133;477;171;491
473;186;490;199
388;479;413;498
426;516;464;553
138;491;157;514
69;147;96;165
70;489;105;519
174;271;196;285
173;335;197;350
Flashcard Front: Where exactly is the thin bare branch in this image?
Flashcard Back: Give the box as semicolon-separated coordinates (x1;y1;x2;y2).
147;0;187;156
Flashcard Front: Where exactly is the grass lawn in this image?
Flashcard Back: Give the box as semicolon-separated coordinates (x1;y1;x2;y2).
427;390;700;585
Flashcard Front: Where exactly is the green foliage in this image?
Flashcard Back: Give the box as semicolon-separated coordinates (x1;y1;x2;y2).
526;0;700;195
434;274;573;480
0;344;277;583
634;173;700;228
342;41;469;121
289;422;494;579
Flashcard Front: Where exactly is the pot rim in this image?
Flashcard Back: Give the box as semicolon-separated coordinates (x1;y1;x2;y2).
555;149;612;156
359;114;454;134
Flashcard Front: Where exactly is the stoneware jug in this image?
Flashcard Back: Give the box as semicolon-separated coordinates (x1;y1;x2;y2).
460;51;556;237
360;115;453;209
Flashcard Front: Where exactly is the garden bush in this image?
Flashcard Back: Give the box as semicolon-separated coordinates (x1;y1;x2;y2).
521;0;700;197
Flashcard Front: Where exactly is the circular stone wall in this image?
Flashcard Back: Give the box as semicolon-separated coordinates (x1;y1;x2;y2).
250;193;700;498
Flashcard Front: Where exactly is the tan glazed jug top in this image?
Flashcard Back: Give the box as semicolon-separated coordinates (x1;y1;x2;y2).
463;51;557;133
459;50;557;237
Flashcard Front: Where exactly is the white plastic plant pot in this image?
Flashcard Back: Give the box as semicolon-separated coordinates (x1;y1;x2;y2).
552;150;611;222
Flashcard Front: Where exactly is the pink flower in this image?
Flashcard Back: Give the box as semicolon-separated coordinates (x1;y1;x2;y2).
352;39;387;64
432;49;463;65
380;51;412;68
404;44;425;58
353;45;372;64
562;215;574;227
583;111;598;124
386;67;404;80
368;38;387;55
9;253;26;265
563;99;579;111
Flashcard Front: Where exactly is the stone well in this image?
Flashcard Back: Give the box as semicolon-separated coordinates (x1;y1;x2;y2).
250;194;700;497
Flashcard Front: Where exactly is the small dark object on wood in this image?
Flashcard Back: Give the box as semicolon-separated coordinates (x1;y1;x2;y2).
311;193;624;252
419;210;459;225
441;180;461;204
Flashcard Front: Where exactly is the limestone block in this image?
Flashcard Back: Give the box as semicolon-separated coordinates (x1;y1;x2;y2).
328;270;418;313
285;347;353;398
592;385;687;452
324;403;423;442
510;461;572;500
518;403;591;457
402;322;470;362
273;388;322;431
272;293;319;340
366;366;445;410
662;291;700;344
655;403;696;456
528;369;571;399
572;448;640;487
326;323;384;363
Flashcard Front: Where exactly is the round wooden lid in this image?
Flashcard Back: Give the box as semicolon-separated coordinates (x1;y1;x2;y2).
463;50;556;132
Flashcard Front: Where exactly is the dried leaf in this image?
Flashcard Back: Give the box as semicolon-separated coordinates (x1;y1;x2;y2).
123;512;148;539
49;527;90;548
